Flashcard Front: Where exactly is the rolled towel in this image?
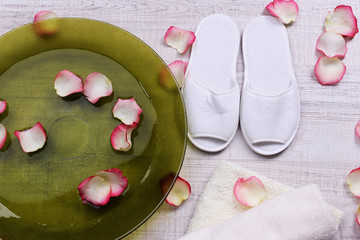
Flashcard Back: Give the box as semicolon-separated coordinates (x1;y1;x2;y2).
182;160;343;240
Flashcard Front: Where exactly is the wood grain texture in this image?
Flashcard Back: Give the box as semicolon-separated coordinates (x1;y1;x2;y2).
1;0;360;239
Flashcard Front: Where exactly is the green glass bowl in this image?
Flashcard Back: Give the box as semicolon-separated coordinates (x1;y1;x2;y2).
0;18;186;239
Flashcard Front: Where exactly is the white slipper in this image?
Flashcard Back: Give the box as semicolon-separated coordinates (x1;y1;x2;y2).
240;16;300;156
182;14;240;152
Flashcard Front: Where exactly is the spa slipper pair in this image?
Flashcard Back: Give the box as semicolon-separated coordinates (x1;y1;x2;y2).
182;14;300;155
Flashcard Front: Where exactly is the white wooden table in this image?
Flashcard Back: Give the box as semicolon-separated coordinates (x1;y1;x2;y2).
1;1;360;239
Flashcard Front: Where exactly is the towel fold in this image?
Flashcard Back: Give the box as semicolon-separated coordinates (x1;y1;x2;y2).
182;160;343;240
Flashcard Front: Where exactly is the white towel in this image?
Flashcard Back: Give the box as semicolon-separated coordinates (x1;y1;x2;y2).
182;160;343;240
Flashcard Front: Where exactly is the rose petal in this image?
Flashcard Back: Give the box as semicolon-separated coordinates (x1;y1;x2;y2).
325;5;359;38
78;175;111;206
110;124;137;151
96;168;128;197
112;98;142;125
159;66;177;90
347;167;360;197
161;173;191;207
168;60;188;88
33;10;60;36
54;70;84;97
314;56;346;85
110;124;130;151
0;100;6;114
164;26;196;54
355;120;360;138
265;0;299;24
14;122;47;153
83;72;113;104
0;124;7;150
233;176;265;207
316;32;347;58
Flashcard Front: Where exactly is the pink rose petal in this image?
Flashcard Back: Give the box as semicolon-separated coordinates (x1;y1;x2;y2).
96;168;128;197
168;60;188;88
314;56;346;85
83;72;113;104
78;175;111;206
0;100;6;114
0;124;7;150
347;167;360;197
164;26;196;54
14;122;47;153
265;0;299;24
355;120;360;138
161;173;191;207
325;5;359;38
159;66;177;90
112;97;142;125
316;32;347;58
78;168;128;207
33;10;60;36
233;176;266;207
110;124;137;152
54;70;84;97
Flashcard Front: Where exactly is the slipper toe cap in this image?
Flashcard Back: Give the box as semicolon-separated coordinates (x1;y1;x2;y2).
240;84;300;156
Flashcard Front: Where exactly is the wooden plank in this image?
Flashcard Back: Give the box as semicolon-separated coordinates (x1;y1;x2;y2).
0;1;359;239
